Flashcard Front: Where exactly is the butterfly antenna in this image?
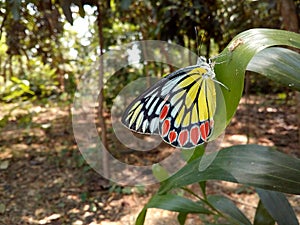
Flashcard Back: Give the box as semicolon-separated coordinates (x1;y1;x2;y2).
199;33;205;57
213;79;230;91
194;27;200;57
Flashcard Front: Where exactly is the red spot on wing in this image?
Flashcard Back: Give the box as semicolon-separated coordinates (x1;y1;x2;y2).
200;121;210;141
161;119;170;137
168;130;177;143
190;126;200;145
159;105;169;121
178;130;189;147
205;121;210;135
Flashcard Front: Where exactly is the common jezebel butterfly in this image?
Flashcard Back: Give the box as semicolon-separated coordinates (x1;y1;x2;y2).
121;56;225;149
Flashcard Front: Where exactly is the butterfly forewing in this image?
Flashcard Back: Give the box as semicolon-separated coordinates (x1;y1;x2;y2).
121;66;196;134
121;61;217;149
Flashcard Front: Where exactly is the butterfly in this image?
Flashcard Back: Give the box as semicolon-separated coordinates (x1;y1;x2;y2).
121;56;225;149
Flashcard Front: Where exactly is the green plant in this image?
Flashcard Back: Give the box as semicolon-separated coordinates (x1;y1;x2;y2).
136;29;300;225
0;59;60;102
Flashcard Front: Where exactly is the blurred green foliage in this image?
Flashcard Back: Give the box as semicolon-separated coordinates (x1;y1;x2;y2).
0;60;59;101
1;0;298;105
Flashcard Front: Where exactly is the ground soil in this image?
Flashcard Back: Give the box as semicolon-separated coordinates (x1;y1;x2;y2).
0;94;299;225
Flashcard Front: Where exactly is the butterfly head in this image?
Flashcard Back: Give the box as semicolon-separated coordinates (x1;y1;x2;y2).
196;56;208;66
195;56;216;80
196;56;216;68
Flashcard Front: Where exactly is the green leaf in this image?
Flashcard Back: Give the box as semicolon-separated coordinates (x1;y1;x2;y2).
256;189;299;225
199;181;207;198
152;163;170;182
213;29;300;138
177;212;188;225
254;200;275;225
135;194;212;225
135;208;147;225
208;195;252;225
159;145;300;195
146;194;212;214
182;145;204;163
247;47;300;91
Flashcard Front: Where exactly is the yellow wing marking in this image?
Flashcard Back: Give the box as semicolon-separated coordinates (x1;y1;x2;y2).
175;74;199;91
129;103;142;127
170;91;185;105
182;111;191;127
198;78;216;121
135;112;144;130
206;78;216;118
191;104;198;124
175;106;185;127
189;67;207;75
186;80;201;109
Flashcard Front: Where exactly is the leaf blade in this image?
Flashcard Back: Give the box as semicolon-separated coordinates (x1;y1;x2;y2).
247;47;300;91
135;208;147;225
256;189;299;225
159;145;300;195
213;29;300;138
253;200;275;225
146;194;212;214
208;195;252;225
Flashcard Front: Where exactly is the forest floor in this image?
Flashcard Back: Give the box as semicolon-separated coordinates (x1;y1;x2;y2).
0;94;299;225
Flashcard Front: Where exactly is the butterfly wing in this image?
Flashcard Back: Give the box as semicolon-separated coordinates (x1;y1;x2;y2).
122;65;217;149
121;66;193;134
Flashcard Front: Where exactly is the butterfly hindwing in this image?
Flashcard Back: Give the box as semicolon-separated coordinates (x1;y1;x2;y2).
122;61;217;149
158;67;216;148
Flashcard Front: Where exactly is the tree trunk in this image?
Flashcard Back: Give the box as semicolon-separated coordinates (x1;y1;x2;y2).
96;3;109;178
278;0;300;147
279;0;299;32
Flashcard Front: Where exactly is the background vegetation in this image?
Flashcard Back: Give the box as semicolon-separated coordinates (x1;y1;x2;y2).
0;0;299;224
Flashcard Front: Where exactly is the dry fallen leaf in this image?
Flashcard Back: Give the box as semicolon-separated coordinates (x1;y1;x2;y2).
0;160;9;170
0;203;6;214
